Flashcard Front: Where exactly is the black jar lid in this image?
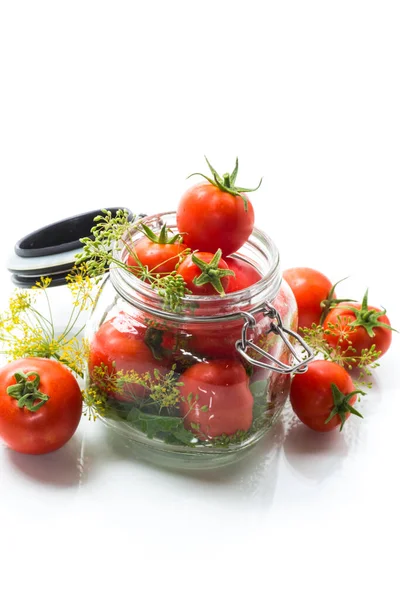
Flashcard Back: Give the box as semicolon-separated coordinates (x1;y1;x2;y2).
7;207;143;288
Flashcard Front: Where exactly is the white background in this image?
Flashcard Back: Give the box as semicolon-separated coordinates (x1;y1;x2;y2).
1;1;400;598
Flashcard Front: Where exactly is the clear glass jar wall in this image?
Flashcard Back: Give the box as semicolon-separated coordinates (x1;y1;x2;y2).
84;212;299;467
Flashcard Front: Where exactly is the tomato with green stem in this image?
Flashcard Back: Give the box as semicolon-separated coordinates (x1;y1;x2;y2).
127;223;188;277
0;357;82;454
283;268;354;330
290;360;364;432
179;359;254;440
177;157;261;256
322;290;395;365
176;249;234;296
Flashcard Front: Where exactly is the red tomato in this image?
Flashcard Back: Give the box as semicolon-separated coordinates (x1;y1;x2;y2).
127;223;187;277
176;158;260;256
290;360;362;432
0;357;82;454
186;319;245;359
127;239;186;276
273;279;299;331
322;291;393;365
225;256;261;293
176;250;234;296
179;359;254;440
283;267;335;330
89;312;167;401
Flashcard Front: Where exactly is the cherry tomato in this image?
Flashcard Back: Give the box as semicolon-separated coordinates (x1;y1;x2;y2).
179;359;254;440
270;278;298;329
322;290;393;365
127;223;187;277
283;267;335;330
176;250;234;296
0;357;82;454
290;360;362;432
89;312;167;401
225;256;261;293
186;319;245;359
177;158;260;256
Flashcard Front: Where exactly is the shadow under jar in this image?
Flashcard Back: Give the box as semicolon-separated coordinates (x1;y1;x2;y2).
84;212;313;468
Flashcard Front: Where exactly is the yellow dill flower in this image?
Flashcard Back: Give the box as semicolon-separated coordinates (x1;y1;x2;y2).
7;327;48;360
9;291;32;319
59;336;88;377
47;339;61;356
82;386;107;420
149;368;184;408
33;276;52;290
66;264;95;309
0;314;15;335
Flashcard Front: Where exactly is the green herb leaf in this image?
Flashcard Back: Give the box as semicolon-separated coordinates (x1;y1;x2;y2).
127;407;195;445
250;380;268;399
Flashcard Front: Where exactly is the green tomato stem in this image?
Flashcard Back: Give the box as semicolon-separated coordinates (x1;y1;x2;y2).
324;383;365;431
187;156;262;213
191;249;235;296
7;370;49;412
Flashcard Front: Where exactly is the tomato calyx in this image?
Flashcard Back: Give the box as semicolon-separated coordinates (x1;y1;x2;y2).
325;383;364;431
138;222;183;245
192;249;235;295
187;157;262;212
319;277;356;324
7;370;49;412
341;289;396;338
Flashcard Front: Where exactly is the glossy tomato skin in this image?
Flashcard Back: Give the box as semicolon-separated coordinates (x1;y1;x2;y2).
283;267;334;330
225;256;261;293
0;357;82;455
185;320;244;359
127;237;187;276
89;312;167;401
322;303;392;362
177;183;255;256
176;252;233;295
179;359;253;440
290;360;357;432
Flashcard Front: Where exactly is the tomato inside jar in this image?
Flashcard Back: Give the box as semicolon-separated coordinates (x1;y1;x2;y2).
84;212;301;468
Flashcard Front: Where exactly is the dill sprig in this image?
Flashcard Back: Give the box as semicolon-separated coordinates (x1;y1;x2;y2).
76;208;134;279
300;323;381;389
76;208;191;312
0;265;95;378
89;362;184;411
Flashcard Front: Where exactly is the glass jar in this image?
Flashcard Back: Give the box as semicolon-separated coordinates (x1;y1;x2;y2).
84;212;312;468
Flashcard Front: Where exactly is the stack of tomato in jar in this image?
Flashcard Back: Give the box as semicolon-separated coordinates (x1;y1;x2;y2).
88;158;271;443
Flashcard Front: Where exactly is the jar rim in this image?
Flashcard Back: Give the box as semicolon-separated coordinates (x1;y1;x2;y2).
110;211;282;322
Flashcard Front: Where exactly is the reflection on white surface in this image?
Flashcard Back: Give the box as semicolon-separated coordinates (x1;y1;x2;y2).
282;414;352;483
6;433;88;488
0;371;383;502
102;418;285;507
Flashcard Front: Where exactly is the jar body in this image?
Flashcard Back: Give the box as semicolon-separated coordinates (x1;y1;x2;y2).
84;214;298;468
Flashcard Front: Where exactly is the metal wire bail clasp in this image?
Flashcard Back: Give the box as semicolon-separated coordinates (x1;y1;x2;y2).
235;302;314;374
